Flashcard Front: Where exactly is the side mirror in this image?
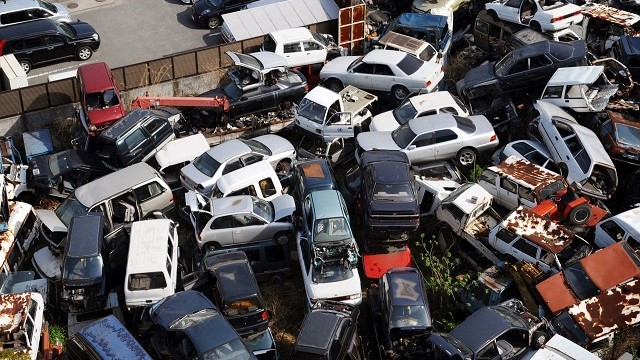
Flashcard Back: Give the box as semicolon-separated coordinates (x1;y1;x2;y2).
408;145;417;151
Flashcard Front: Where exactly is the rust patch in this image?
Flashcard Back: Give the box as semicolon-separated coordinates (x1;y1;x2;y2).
492;157;565;197
0;293;30;334
569;279;640;341
301;163;326;179
504;207;573;254
582;3;640;30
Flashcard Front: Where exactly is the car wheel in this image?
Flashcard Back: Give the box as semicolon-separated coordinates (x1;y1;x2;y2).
207;17;221;29
456;147;477;167
274;232;289;245
531;331;547;349
206;242;221;252
569;204;592;225
530;21;542;32
19;60;31;74
392;85;409;101
76;46;93;61
488;10;499;21
326;79;344;93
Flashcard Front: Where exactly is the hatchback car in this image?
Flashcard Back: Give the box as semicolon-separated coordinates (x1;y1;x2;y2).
189;194;295;250
529;100;618;200
29;149;110;198
149;290;257;360
77;62;126;134
589;110;640;165
491;139;560;174
320;49;443;101
356;114;499;167
190;0;257;29
0;18;100;73
370;91;469;132
180;135;295;194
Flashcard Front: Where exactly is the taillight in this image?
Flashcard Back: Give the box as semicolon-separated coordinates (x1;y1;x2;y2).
0;39;5;55
490;134;497;142
305;83;309;92
261;311;269;321
551;10;580;22
170;194;174;203
426;80;432;89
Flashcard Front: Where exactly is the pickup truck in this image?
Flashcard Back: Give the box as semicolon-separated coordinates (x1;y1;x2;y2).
413;161;463;216
295;85;377;142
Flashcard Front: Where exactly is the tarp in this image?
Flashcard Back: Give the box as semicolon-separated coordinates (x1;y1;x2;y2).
222;0;339;42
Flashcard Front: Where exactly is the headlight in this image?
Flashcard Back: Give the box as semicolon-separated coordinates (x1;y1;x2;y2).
201;9;211;15
350;293;361;300
32;168;39;176
92;33;99;41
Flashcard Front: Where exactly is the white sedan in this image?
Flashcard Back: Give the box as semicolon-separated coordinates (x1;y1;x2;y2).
319;49;442;101
356;114;499;167
485;0;583;32
370;91;469;132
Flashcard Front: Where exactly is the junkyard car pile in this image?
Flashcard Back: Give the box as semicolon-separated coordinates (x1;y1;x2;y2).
5;0;640;359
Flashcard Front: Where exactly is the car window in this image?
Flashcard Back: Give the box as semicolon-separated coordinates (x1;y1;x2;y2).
245;249;260;262
143;117;165;135
529;55;552;69
241;154;263;166
477;341;499;360
134;181;165;202
396;53;423;75
283;42;302;53
128;272;167;290
303;41;323;51
43;35;64;45
496;228;517;243
353;63;374;74
500;177;517;193
475;19;489;34
119;128;147;153
211;215;233;229
549;42;575;60
513;238;538;258
439;107;459;115
412;132;434;147
1;11;29;25
223;159;243;175
258;178;277;197
506;0;521;6
511;141;536;156
234;214;265;227
27;8;48;19
602;120;614;135
418;110;437;118
543;86;564;99
601;220;626;242
373;64;394;76
518;186;535;202
508;59;528;75
434;129;458;143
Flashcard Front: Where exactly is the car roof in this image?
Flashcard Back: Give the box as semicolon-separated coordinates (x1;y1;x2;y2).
206;139;251;162
363;49;408;64
295;159;336;189
207;253;259;300
386;268;427;307
0;0;46;12
66;214;104;258
126;219;174;273
361;150;410;167
451;305;526;353
99;109;166;140
409;91;458;111
211;195;255;216
444;183;493;215
268;27;314;43
580;241;640;291
75;163;160;207
216;161;276;193
511;40;551;59
78;315;152;360
78;62;115;93
505;139;551;158
0;18;57;38
488;156;564;192
409;114;457;134
502;207;574;254
295;311;341;355
378;31;429;54
309;190;344;219
547;66;604;86
153;290;216;329
394;12;448;31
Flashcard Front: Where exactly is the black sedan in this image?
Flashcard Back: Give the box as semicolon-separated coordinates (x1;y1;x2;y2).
457;40;587;101
29;149;110;198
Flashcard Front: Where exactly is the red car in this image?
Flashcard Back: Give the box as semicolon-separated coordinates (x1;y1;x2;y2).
77;62;126;135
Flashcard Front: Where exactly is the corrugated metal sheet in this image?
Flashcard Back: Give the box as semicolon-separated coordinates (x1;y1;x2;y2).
582;3;640;28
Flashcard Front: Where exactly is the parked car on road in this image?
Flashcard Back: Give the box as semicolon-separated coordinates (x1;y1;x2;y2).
320;49;442;101
190;0;256;28
484;0;583;32
356;114;499;167
0;18;100;73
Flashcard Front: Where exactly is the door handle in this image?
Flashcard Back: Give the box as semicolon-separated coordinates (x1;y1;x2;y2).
47;46;54;50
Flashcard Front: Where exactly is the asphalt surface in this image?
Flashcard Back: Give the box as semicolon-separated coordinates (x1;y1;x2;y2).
27;0;223;85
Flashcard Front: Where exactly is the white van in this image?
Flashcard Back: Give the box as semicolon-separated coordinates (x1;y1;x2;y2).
261;27;340;68
213;160;284;201
0;292;44;360
124;219;179;309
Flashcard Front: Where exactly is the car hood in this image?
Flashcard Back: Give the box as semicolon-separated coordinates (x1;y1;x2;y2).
535;273;579;315
363;247;411;279
64;274;104;288
356;131;400;152
463;62;497;88
68;21;98;38
87;106;126;128
193;0;214;15
320;56;359;75
272;194;296;220
32;247;62;281
255;135;294;156
307;268;362;299
371;111;400;132
36;209;67;233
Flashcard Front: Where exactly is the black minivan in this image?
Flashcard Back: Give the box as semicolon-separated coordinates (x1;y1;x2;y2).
0;18;100;73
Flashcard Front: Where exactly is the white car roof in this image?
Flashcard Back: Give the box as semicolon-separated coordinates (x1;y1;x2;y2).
363;49;409;64
155;133;209;171
609;208;640;238
216;161;277;194
126;219;174;273
268;27;314;43
547;66;604;87
409;114;457;134
206;139;251;162
451;184;493;215
211;195;255;216
409;91;464;113
303;86;341;107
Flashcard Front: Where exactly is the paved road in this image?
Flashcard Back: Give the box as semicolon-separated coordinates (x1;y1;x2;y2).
27;0;225;85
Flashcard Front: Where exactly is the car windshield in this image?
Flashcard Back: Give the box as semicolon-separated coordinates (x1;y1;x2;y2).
55;197;89;228
392;101;418;125
223;296;262;316
312;260;354;283
436;333;473;357
63;255;103;281
311;32;328;46
551;312;590;346
373;183;414;202
418;44;437;62
252;197;274;222
313;217;351;242
193;153;222;178
223;82;243;101
391;123;417;148
242;139;271;156
49;152;72;176
56;22;75;38
615;123;640;147
206;0;223;7
563;262;601;300
494;53;514;78
396;53;423;75
390;305;430;328
171;308;219;330
347;57;364;72
493;305;528;328
203;337;253;360
39;0;57;12
297;98;327;125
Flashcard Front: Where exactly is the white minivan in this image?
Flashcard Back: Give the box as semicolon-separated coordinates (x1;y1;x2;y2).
124;219;179;309
261;27;340;67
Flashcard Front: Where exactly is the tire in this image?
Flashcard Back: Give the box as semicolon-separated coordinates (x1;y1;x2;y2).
530;21;542;32
207;17;221;29
456;147;477;167
488;10;499;21
326;79;344;93
436;225;455;254
19;60;31;74
569;204;592;225
274;232;289;246
531;330;547;349
392;85;410;102
76;46;93;61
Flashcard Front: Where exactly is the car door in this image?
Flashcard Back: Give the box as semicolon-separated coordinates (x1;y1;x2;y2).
406;132;435;163
370;64;395;92
497;177;520;210
260;82;279;112
133;181;169;217
503;0;524;23
42;34;72;61
19;36;48;66
204;215;235;246
349;62;374;90
499;58;529;91
432;129;461;160
282;41;304;67
303;40;326;65
525;54;554;84
142;117;174;150
232;213;269;244
118;128;153;166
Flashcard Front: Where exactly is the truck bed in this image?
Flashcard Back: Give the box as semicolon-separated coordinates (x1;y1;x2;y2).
464;207;501;238
340;85;377;114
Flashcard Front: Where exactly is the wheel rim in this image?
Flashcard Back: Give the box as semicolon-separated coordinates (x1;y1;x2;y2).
329;82;341;92
20;62;30;73
394;87;407;100
276;234;288;245
208;18;220;28
459;151;475;166
574;208;589;223
78;48;91;60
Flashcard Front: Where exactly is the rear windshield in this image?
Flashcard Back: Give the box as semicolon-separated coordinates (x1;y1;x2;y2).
396;53;423;75
563;262;600;300
128;272;167;291
549;42;575;60
223;296;262;316
193;153;222;178
454;116;476;133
